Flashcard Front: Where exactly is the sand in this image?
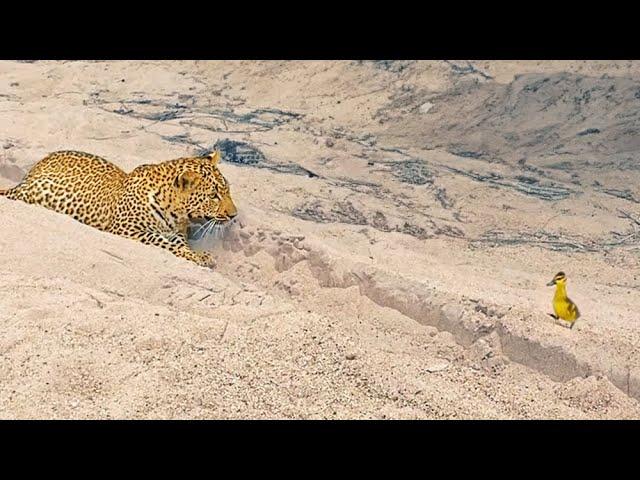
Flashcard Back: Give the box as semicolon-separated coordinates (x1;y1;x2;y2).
1;60;639;419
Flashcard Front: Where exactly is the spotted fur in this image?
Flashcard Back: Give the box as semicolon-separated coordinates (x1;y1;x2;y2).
0;150;237;266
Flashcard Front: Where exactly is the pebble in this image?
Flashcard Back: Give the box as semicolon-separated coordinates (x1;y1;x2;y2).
425;360;450;373
345;353;357;360
419;102;434;114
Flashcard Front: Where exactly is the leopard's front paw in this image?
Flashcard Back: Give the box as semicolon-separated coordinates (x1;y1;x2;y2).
177;247;216;268
194;251;216;268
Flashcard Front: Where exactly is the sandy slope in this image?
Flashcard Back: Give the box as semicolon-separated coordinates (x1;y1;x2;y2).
1;60;639;419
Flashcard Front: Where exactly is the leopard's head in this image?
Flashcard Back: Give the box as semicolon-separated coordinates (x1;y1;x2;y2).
174;150;237;227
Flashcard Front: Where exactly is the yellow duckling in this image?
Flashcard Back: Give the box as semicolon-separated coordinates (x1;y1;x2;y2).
546;271;581;329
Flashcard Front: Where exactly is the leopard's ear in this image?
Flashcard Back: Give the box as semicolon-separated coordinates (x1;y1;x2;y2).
174;170;202;192
204;150;220;165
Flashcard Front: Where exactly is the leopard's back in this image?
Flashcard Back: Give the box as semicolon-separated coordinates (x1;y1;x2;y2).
3;150;127;230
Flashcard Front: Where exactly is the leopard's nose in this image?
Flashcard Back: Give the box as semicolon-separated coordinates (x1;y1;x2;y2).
226;199;238;218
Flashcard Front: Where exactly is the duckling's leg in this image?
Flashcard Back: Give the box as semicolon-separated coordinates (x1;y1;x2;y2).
548;313;562;326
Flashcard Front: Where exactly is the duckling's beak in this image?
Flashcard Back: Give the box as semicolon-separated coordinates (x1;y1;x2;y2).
546;279;556;286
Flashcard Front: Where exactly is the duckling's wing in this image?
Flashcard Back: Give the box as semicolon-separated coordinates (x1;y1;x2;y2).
568;300;580;320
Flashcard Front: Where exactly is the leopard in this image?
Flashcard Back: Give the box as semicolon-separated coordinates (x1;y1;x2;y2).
0;149;237;267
